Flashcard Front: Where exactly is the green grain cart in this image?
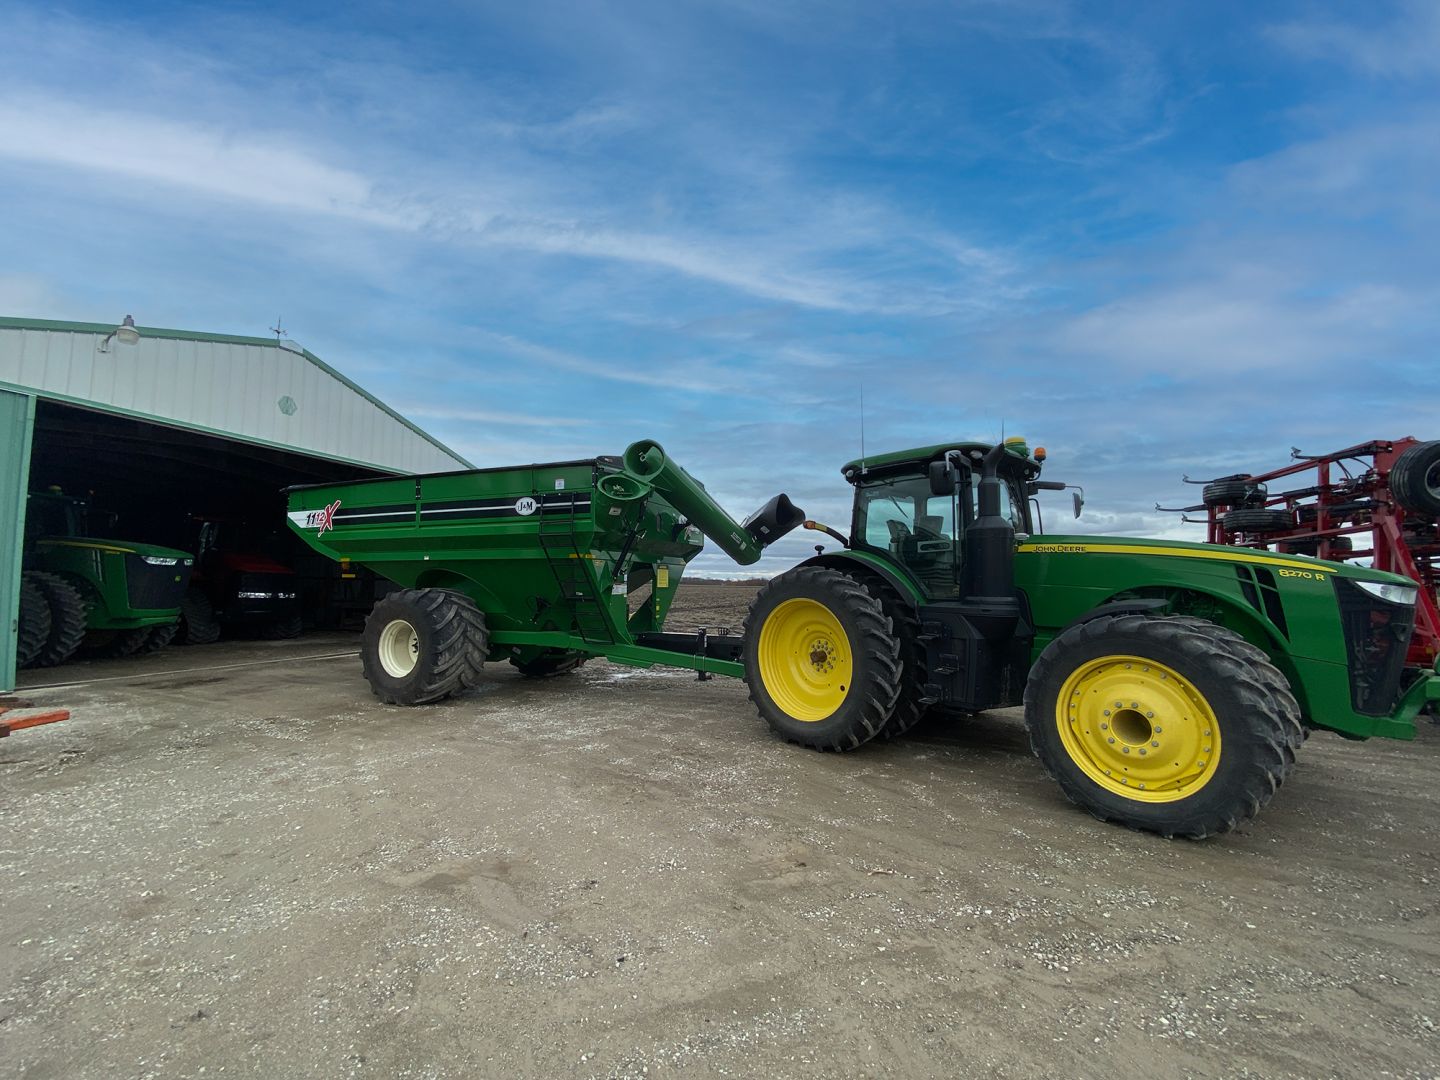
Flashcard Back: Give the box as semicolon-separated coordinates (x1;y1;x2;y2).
286;438;1440;838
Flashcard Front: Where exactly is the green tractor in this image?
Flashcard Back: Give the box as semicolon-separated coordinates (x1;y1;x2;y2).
285;438;1440;839
18;491;194;667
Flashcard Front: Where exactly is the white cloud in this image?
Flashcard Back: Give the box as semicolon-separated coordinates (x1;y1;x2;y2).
1270;2;1440;79
0;96;418;227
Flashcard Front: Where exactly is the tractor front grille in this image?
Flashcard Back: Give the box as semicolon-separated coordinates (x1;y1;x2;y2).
1333;578;1416;716
124;555;188;612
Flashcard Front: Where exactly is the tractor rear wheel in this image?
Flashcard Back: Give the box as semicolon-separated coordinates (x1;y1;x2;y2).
743;566;900;751
25;571;88;668
1390;440;1440;516
509;650;589;677
1023;614;1298;838
361;588;488;705
859;578;930;739
16;576;52;669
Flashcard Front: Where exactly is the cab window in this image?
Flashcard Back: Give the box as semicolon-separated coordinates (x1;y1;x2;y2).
854;474;961;598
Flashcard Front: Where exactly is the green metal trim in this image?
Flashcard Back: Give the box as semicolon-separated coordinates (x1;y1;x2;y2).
489;629;744;678
807;549;926;606
1;390;36;692
0;316;473;470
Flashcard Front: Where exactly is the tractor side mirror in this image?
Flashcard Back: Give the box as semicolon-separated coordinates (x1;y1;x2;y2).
1072;491;1084;519
928;460;955;496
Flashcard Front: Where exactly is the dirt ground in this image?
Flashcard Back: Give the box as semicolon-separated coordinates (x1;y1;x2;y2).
4;581;1439;1079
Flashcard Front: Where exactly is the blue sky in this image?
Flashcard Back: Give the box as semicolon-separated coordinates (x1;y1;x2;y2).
1;1;1436;574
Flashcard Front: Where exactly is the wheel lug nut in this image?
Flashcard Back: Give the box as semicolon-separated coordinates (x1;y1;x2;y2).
1100;723;1108;730
1108;737;1116;744
1151;741;1159;748
1122;747;1130;754
1154;727;1163;734
1104;710;1111;716
1146;712;1154;719
1139;749;1147;755
1131;702;1138;708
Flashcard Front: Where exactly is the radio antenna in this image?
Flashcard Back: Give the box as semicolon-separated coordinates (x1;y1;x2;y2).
859;382;867;475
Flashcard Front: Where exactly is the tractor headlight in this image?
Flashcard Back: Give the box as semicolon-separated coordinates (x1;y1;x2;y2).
1354;580;1417;606
141;556;179;566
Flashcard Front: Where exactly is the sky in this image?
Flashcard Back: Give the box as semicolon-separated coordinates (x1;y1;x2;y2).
1;1;1436;575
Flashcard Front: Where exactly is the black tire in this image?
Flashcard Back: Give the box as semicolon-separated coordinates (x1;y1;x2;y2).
261;613;304;640
25;571;88;668
509;650;589;677
1279;535;1353;557
135;622;179;654
361;588;488;705
178;588;221;645
1390;440;1440;517
16;576;52;669
742;566;901;751
857;577;930;740
1023;614;1299;838
1202;478;1266;508
1222;508;1293;534
85;627;152;659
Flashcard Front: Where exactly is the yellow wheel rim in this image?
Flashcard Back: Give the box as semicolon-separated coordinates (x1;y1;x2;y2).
1056;654;1221;803
757;598;853;722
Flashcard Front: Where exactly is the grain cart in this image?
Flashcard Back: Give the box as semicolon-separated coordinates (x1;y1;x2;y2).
286;438;1440;839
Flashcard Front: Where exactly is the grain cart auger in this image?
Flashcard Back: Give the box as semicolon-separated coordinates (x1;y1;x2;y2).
287;437;1440;840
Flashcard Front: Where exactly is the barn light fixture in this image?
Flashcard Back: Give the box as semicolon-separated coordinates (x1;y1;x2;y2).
98;314;141;352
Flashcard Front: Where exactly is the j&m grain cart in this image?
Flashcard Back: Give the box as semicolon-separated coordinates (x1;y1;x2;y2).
287;438;1440;838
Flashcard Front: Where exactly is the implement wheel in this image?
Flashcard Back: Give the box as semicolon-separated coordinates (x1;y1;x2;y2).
1390;440;1440;516
362;588;488;705
743;566;900;751
1024;614;1299;838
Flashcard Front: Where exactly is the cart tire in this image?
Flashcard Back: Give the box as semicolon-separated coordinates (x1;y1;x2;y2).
261;613;304;640
1024;614;1298;839
16;576;52;669
1202;479;1266;508
1221;508;1293;534
178;588;222;645
743;566;901;751
509;650;589;677
1390;440;1440;516
25;571;88;667
361;588;488;705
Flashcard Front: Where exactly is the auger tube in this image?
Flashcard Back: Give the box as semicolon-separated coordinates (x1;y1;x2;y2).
622;440;764;566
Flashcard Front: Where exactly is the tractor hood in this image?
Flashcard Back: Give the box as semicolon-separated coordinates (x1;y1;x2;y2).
36;538;194;564
1021;534;1415;588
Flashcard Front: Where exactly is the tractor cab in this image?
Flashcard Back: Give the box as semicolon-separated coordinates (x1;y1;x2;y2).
843;438;1042;600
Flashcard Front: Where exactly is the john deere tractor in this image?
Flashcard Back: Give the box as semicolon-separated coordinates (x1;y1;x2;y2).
285;437;1440;839
18;491;194;666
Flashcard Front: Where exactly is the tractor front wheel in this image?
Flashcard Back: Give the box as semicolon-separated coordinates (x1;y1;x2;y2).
361;588;488;705
743;566;900;751
1024;614;1299;838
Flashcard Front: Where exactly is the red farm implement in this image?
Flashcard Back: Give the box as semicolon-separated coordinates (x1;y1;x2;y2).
1167;438;1440;670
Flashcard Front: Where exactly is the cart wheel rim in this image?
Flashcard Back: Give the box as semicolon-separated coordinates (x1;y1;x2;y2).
757;597;853;722
1055;654;1221;803
378;618;420;678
